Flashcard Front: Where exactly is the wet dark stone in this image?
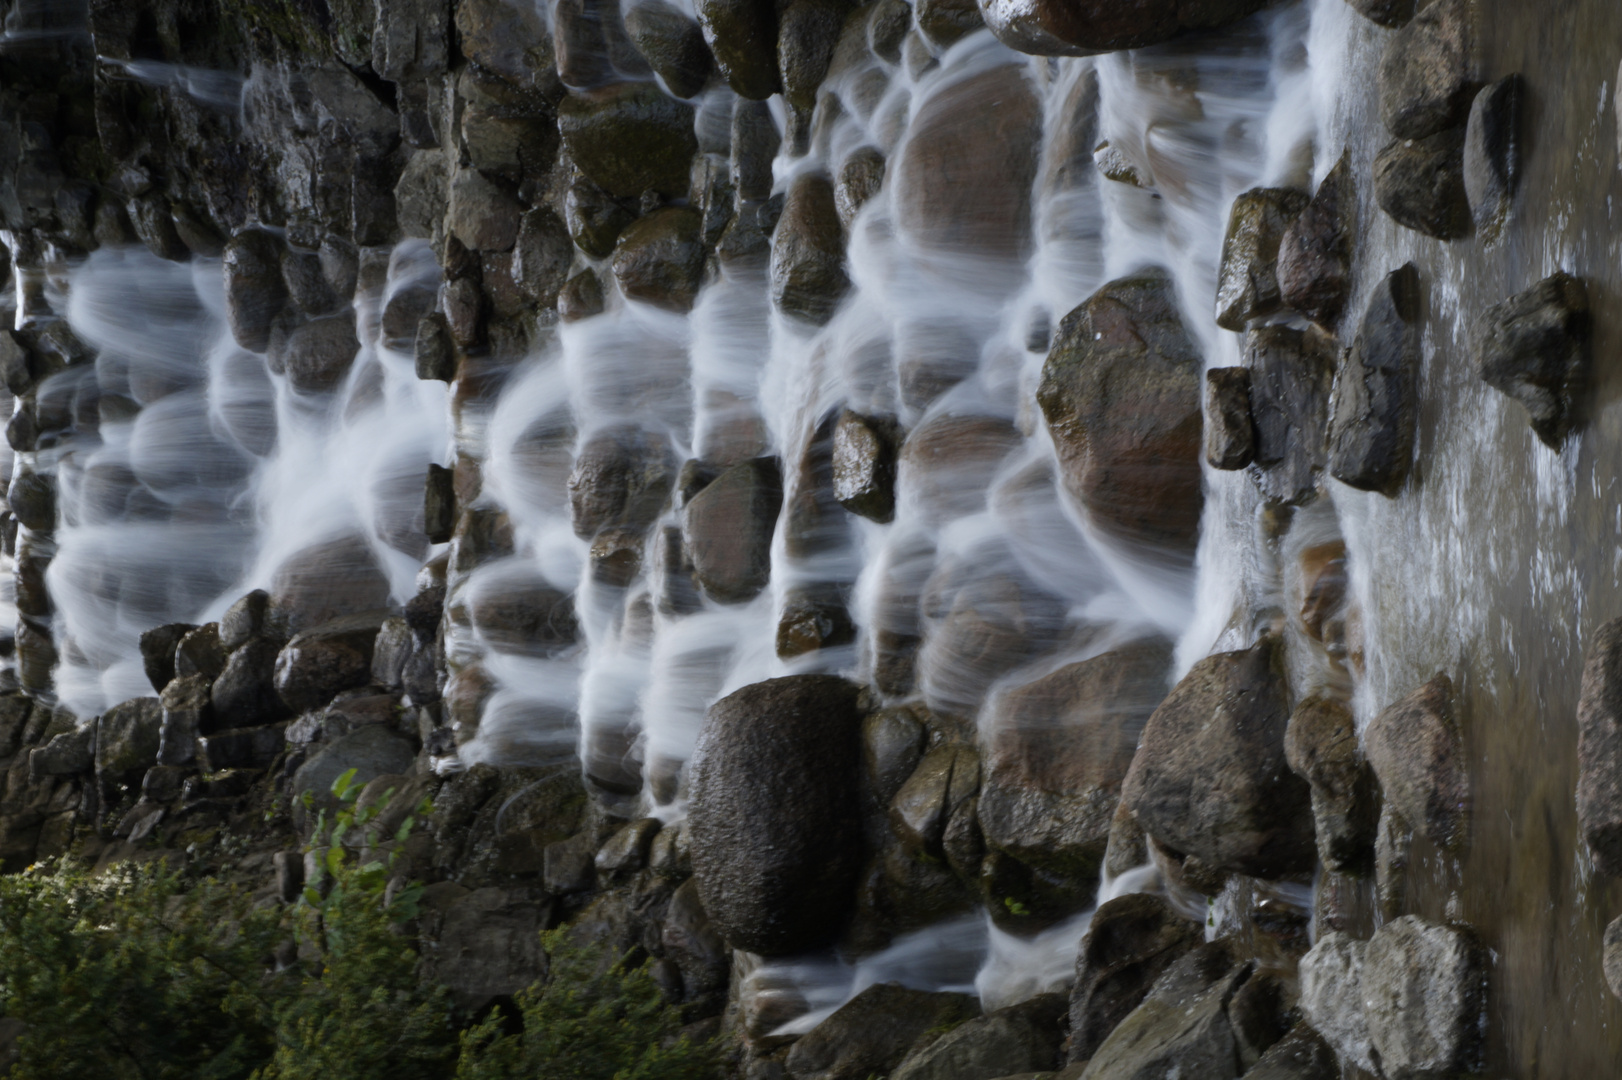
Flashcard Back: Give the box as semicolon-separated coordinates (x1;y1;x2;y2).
771;173;849;325
914;0;982;48
513;208;573;307
687;674;866;955
425;463;456;544
559;269;607;322
831;408;900;524
447;168;524;253
95;698;163;782
1247;325;1335;505
611;206;706;313
890;994;1065;1080
273;617;383;716
1464;74;1525;237
785;983;980;1080
456;0;558;90
685;456;783;604
1278;152;1354;327
568;425;679;540
1203;367;1255;471
1577;619;1622;876
625;0;713;99
174;624;226;683
695;0;780;99
415;312;455;383
281;248;340;316
1378;0;1477;140
1068;893;1204;1064
219;590;278;653
558;82;698;199
1038;270;1203;551
283;312;361;394
1243;1023;1339;1080
835;145;885;229
731;99;781;203
564;178;638;259
1475;271;1590;448
127;195;189;262
981;640;1174;887
1605;915;1622;1000
7;469;54;532
270;533;393;633
1122;636;1315;879
1374;128;1470;240
777;0;848;110
139;622;197;693
1214;186;1309;332
775;582;856;659
223;230;288;353
1328;263;1422;496
979;0;1270;54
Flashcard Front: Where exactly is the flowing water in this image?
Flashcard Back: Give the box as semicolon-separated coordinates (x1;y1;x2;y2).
7;0;1622;1071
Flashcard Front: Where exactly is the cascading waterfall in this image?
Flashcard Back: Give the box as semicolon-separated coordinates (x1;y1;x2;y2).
4;0;1621;1071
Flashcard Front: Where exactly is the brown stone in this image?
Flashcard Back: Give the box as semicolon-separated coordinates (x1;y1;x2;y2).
1365;674;1469;852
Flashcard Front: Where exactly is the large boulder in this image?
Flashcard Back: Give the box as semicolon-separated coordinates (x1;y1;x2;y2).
1278;152;1354;327
771;173;849;325
1078;943;1257;1080
1377;0;1477;140
785;983;980;1080
890;994;1065;1080
694;0;780;99
1037;271;1203;551
611;206;706;312
1067;893;1203;1065
1364;674;1469;852
1300;918;1486;1079
687;675;866;955
564;178;637;258
777;0;847;110
684;456;783;604
978;0;1273;55
1577;618;1622;876
979;641;1174;886
558;82;698;198
1246;325;1335;505
625;0;712;99
1242;1024;1338;1080
1120;637;1315;879
513;208;575;308
1214;187;1309;332
1327;263;1421;495
893;64;1042;261
1475;271;1590;448
1374;129;1470;240
292;724;417;814
274;615;386;715
271;534;393;633
568;425;679;540
139;622;197;693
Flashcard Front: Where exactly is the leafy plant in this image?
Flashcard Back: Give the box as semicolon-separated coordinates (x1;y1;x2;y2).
251;770;454;1080
455;931;721;1080
0;860;282;1080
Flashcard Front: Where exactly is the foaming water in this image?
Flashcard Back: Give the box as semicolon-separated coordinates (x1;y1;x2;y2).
47;243;448;714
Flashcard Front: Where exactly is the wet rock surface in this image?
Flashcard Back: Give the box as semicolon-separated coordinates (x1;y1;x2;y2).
1121;637;1315;879
1068;893;1204;1065
1475;271;1590;447
1378;0;1477;140
786;983;980;1080
1365;673;1469;852
687;675;866;955
1374;129;1471;240
1277;153;1353;327
1215;187;1309;332
1328;263;1422;495
1038;271;1204;552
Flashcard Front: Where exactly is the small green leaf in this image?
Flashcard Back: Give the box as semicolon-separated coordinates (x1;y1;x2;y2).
325;847;345;873
395;816;415;843
302;885;322;906
331;767;359;798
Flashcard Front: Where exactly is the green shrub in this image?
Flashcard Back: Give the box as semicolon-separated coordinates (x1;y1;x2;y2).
0;860;281;1080
0;769;723;1080
456;931;722;1080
